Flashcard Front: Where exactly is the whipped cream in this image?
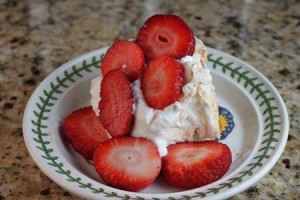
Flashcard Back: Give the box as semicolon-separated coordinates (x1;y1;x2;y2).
90;38;220;156
90;72;102;116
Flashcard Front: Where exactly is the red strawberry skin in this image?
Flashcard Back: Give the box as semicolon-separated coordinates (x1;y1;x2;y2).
161;141;232;189
141;55;184;109
99;69;133;137
94;137;161;191
136;14;195;60
63;107;111;160
101;40;145;82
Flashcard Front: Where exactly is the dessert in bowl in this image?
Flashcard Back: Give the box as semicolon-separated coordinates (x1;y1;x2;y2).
23;14;289;199
65;14;230;191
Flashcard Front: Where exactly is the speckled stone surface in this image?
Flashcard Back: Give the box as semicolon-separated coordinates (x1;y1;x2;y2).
0;0;299;199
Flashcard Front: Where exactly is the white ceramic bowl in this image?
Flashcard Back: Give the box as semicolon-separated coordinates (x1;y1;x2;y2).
23;47;289;200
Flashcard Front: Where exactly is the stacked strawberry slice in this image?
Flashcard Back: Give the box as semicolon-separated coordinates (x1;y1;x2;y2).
62;14;232;192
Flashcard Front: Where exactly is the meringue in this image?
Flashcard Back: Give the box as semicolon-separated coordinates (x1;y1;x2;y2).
90;38;220;156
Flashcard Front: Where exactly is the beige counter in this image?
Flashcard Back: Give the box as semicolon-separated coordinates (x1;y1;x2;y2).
0;0;299;199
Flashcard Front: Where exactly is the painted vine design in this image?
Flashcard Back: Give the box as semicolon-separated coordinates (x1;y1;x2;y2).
30;52;281;199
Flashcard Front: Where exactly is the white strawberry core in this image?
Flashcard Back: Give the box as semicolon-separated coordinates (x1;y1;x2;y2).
121;64;127;70
106;143;160;178
151;27;176;52
114;148;142;165
175;147;211;164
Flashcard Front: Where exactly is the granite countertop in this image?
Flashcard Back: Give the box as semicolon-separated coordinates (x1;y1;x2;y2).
0;0;299;199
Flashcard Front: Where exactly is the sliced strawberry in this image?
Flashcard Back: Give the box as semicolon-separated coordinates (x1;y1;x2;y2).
141;55;184;109
101;40;145;82
162;141;232;189
136;14;195;60
94;136;161;191
62;107;111;160
99;69;133;137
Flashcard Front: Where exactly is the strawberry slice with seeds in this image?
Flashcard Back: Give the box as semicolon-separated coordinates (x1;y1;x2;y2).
99;69;133;137
101;40;145;82
141;55;184;109
94;137;161;191
162;141;232;189
63;107;111;160
136;14;195;60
